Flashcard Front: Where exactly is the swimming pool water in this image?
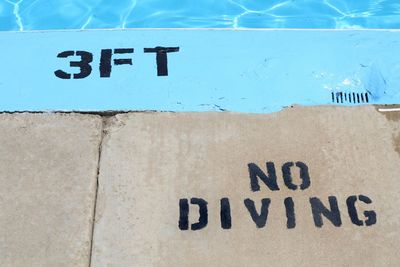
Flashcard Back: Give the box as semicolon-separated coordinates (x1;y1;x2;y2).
1;0;399;31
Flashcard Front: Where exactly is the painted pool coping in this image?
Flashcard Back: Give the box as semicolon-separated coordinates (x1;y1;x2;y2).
1;29;399;113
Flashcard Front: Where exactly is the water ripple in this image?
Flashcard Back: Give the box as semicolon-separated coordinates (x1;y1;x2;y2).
0;0;399;31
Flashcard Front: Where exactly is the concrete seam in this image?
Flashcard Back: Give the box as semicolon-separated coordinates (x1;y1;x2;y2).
87;116;108;267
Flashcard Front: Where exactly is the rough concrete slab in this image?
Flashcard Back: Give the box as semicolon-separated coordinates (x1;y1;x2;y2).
0;113;102;267
91;106;400;267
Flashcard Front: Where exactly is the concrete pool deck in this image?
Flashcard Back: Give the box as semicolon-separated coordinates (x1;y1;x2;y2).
1;105;400;266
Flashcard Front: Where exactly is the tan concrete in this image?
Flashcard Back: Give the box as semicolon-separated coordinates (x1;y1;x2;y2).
91;106;400;267
0;113;102;267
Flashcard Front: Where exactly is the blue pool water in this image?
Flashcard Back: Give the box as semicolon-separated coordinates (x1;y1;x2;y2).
1;0;399;31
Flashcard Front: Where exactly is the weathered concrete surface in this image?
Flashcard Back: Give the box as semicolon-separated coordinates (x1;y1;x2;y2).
91;106;400;267
0;114;102;267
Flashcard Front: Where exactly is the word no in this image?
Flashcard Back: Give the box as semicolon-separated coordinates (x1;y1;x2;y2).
54;46;179;79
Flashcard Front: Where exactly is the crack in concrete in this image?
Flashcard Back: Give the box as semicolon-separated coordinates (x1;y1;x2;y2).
87;116;108;267
0;104;399;117
0;110;168;115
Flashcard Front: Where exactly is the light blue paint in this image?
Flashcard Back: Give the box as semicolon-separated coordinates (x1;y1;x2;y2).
1;0;400;31
0;29;399;113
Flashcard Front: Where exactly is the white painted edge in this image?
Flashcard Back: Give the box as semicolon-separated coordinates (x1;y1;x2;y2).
378;108;400;112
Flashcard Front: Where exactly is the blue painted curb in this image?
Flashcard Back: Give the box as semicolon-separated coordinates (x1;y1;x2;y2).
0;29;399;113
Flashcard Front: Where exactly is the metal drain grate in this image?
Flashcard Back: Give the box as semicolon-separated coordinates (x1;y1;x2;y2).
331;92;369;104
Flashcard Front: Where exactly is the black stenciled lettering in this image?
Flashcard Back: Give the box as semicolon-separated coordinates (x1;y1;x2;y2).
178;199;189;230
346;195;362;226
100;48;134;78
99;49;112;77
346;195;377;226
282;161;311;190
178;198;208;231
113;48;134;64
244;198;271;228
284;197;296;229
54;50;74;79
144;46;179;76
248;162;279;192
72;51;93;79
220;198;232;229
190;198;208;231
54;50;93;79
310;196;342;227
